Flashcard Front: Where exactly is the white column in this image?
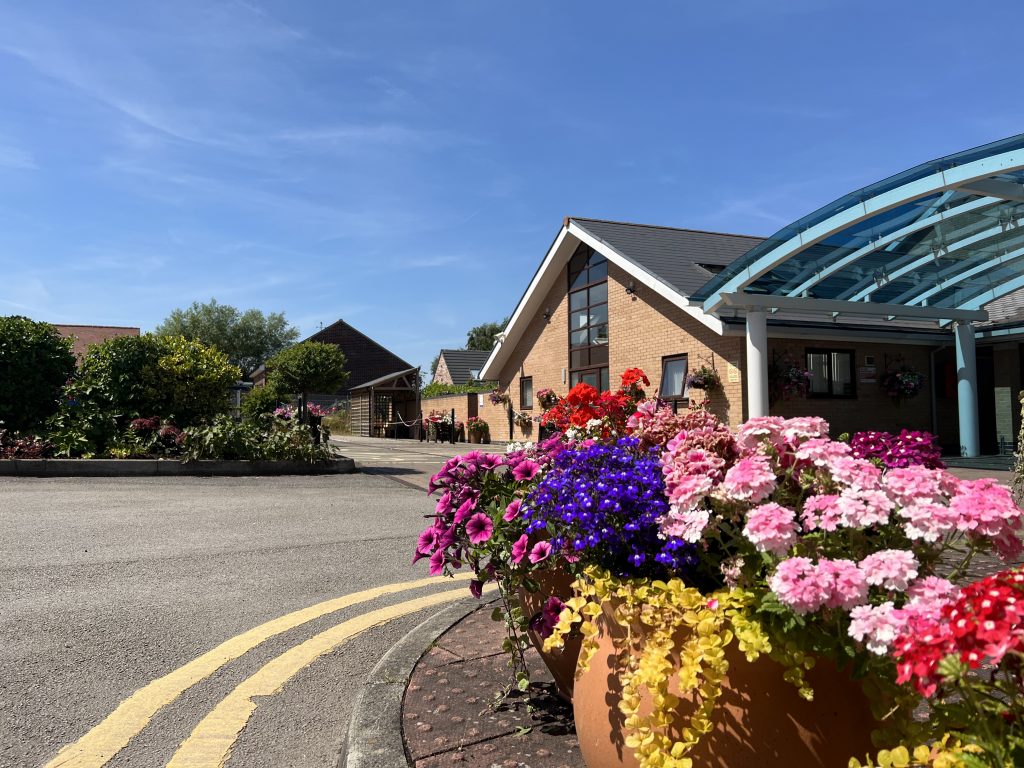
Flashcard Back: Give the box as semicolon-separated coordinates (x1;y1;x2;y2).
745;310;769;418
954;321;980;457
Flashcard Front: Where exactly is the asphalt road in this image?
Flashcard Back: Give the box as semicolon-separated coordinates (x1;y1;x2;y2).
0;472;465;768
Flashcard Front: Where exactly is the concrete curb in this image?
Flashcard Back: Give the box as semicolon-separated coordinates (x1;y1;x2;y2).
0;457;356;477
340;595;495;768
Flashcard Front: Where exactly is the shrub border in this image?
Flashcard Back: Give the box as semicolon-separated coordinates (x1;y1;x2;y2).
0;457;356;477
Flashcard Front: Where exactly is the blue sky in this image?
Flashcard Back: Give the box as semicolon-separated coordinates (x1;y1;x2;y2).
1;1;1020;374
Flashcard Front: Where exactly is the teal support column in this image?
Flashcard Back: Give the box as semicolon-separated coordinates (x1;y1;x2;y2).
955;321;980;457
745;310;769;418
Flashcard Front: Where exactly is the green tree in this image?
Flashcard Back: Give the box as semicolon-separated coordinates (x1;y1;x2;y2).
266;342;348;418
0;316;76;432
465;318;508;351
155;299;299;377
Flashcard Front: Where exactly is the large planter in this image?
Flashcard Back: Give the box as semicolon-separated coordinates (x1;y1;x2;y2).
573;601;876;768
518;567;582;701
468;432;481;444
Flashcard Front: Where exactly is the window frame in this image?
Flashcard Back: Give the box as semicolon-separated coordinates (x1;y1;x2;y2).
567;243;610;390
659;353;690;401
520;376;534;410
805;347;857;399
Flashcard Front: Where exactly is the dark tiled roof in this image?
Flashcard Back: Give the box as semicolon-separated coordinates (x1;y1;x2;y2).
570;217;764;297
304;319;413;396
52;324;141;360
438;349;491;385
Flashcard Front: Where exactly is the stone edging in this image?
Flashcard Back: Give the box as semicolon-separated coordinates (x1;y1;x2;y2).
0;457;356;477
339;595;493;768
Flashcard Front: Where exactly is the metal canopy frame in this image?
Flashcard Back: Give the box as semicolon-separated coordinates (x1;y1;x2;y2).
693;134;1024;321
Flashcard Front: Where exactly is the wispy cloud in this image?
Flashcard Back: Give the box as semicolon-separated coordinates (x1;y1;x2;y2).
0;137;35;170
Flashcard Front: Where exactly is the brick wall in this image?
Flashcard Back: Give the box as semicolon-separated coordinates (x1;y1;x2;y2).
768;338;934;438
420;393;478;431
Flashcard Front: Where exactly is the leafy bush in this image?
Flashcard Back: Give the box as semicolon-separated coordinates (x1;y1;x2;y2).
0;316;76;432
241;384;284;420
107;418;184;458
75;334;239;426
181;415;334;463
421;380;496;398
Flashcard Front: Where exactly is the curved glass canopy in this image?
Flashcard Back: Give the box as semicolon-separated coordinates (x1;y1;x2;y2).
692;134;1024;324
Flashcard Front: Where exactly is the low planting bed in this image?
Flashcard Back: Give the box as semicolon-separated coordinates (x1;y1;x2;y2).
0;456;354;477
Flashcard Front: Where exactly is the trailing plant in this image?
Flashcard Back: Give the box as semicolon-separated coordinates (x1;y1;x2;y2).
768;352;813;401
882;366;926;405
513;411;532;430
0;316;76;432
489;388;511;406
535;387;559;410
685;364;722;391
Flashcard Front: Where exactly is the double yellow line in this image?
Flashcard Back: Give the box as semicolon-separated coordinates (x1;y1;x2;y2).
46;575;480;768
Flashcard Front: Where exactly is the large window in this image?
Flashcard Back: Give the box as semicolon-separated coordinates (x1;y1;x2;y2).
568;244;609;391
520;376;533;409
660;355;689;400
806;348;855;397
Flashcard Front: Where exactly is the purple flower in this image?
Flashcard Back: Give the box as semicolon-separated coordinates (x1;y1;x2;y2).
465;513;494;545
528;541;552;564
428;549;446;576
416;527;439;554
503;499;522;522
469;579;484;599
454;497;477;523
511;534;530;564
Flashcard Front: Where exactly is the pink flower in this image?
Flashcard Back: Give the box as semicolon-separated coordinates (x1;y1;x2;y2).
898;500;959;542
951;478;1022;538
849;602;903;655
416;527;439;554
528;541;552;564
659;507;711;543
511;534;529;564
434;490;453;515
469;579;484;599
735;416;786;454
503;499;522;521
780;416;830;445
428;548;446;576
883;466;944;507
454;496;478;523
663;473;714;513
859;550;918;592
801;494;842;531
795;437;851;468
512;460;542;482
770;557;832;614
721;454;776;503
836;488;893;528
743;502;798;555
819;558;869;609
829;456;882;491
465;512;494;544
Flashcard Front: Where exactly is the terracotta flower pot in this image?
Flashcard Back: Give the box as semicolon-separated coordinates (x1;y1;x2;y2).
518;567;583;701
573;601;876;768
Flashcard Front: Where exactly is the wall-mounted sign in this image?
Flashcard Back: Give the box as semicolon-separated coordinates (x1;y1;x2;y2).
727;362;740;383
858;366;877;383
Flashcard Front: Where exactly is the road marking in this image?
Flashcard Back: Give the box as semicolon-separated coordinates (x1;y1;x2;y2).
44;574;469;768
167;585;495;767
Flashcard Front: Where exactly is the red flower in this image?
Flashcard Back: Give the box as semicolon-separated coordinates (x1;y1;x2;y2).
620;368;650;389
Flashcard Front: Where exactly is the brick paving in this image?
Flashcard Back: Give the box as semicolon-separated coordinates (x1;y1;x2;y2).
403;607;582;768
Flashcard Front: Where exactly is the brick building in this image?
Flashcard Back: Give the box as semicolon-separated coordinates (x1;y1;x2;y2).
53;324;140;362
479;206;1024;456
431;349;491;386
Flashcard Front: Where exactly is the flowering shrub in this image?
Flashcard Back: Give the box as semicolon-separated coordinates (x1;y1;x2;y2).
306;403;337;417
885;566;1024;766
541;370;647;441
513;411;532;430
850;429;945;469
0;428;53;458
466;416;489;436
882;366;926;404
273;405;295;420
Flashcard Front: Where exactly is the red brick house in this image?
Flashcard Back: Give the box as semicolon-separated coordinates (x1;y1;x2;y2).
53;325;141;362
